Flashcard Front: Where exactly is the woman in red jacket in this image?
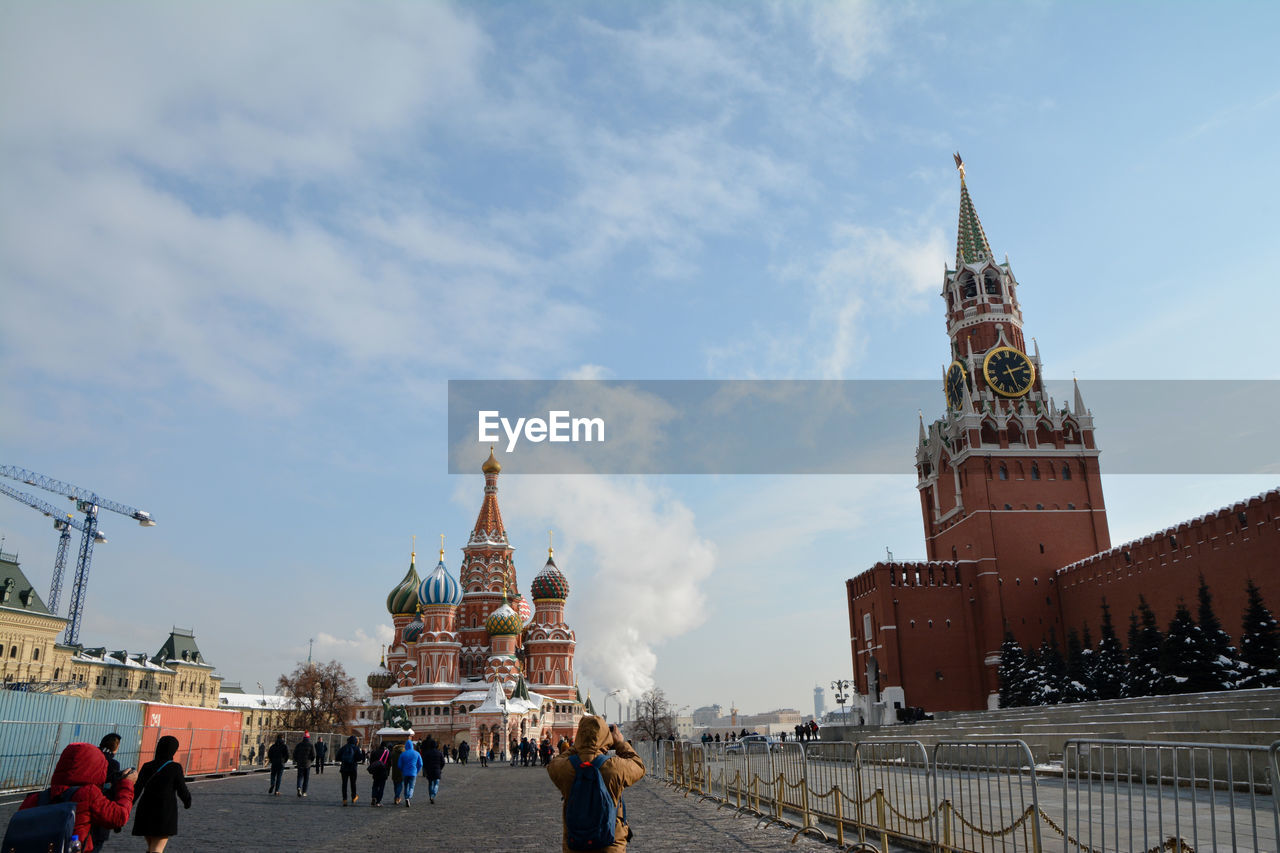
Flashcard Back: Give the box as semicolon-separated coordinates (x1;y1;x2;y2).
19;742;135;852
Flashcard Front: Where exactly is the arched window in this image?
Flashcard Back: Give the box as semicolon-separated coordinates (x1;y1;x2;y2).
998;464;1008;480
1031;462;1040;480
960;272;977;299
32;647;40;661
1007;422;1025;445
8;645;16;658
983;269;1001;296
1061;465;1071;480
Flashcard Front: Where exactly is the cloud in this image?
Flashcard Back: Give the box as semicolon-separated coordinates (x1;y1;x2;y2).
491;475;717;700
809;0;895;82
707;222;946;378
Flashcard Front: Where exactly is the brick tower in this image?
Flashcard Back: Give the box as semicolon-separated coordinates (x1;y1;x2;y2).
848;157;1112;713
458;448;520;681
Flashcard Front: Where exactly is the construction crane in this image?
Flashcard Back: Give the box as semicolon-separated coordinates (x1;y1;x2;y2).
0;466;155;645
0;481;108;616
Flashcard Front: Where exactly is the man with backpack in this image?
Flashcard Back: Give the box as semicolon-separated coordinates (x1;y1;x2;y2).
293;733;316;797
337;735;363;806
547;716;645;852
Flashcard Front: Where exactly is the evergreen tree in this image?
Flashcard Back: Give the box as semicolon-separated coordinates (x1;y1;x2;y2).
1062;629;1092;703
998;632;1028;708
1160;600;1204;694
1194;575;1242;690
1124;597;1164;697
1238;578;1280;689
1092;598;1126;700
1031;635;1066;705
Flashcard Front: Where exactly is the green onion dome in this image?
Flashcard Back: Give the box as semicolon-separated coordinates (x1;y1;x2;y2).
386;552;422;616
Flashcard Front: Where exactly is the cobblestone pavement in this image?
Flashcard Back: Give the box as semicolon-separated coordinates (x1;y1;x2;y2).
1;764;889;852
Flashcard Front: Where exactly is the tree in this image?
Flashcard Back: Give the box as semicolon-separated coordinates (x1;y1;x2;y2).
1238;578;1280;689
1062;629;1093;703
277;660;360;733
1124;597;1164;697
1193;575;1242;691
631;687;678;741
997;632;1028;708
1029;635;1065;706
1091;598;1126;700
1159;601;1203;694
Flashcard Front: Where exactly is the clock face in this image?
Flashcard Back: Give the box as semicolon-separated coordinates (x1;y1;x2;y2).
945;361;967;409
982;347;1036;398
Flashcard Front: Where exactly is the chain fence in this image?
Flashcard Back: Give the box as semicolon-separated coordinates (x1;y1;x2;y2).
644;736;1280;853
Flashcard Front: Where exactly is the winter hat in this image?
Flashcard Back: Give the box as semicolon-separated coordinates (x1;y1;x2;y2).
304;732;311;738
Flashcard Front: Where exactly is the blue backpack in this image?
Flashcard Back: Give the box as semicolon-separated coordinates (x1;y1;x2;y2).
564;755;624;850
1;785;82;853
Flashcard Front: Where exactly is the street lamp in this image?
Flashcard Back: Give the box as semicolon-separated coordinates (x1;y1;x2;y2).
500;698;510;764
831;679;852;722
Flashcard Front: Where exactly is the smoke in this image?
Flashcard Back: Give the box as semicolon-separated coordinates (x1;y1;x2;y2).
493;475;717;702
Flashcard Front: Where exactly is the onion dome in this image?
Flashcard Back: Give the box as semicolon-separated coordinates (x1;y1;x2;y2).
511;592;533;629
367;655;394;690
482;446;502;475
403;607;424;644
486;599;523;636
531;549;570;600
386;551;422;616
419;547;462;607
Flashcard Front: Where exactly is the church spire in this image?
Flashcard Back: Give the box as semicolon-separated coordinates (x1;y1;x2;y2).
470;448;507;544
953;153;993;267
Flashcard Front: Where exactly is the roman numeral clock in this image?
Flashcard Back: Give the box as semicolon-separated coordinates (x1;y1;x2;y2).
982;346;1036;398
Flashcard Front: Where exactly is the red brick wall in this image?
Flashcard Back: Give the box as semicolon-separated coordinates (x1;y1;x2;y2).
1057;490;1280;642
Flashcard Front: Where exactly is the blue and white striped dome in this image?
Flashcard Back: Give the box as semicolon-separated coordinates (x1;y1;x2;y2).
418;556;462;607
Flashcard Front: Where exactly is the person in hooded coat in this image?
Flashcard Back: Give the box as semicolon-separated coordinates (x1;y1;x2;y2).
266;734;289;795
131;735;191;853
421;737;445;804
547;716;646;853
396;739;422;806
18;742;135;853
366;741;391;806
336;735;362;805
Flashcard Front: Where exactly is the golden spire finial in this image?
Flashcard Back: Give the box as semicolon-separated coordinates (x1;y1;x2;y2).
953;151;966;184
548;529;554;559
410;535;416;563
439;533;445;561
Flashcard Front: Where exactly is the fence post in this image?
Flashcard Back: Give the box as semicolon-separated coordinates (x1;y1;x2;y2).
834;785;845;846
876;788;888;853
940;799;952;853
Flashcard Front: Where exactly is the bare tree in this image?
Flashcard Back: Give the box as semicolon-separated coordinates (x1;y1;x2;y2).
277;660;359;732
631;687;677;741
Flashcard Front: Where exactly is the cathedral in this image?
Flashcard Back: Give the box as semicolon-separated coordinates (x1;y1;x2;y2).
846;158;1279;715
355;450;586;753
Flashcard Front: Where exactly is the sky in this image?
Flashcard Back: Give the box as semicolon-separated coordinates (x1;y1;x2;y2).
2;1;1277;720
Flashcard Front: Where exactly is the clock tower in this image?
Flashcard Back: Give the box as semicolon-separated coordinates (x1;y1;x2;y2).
915;156;1110;706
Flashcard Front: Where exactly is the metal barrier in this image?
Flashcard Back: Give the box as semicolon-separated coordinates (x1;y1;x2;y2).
1059;739;1280;853
648;736;1280;852
934;740;1043;853
1;720;244;790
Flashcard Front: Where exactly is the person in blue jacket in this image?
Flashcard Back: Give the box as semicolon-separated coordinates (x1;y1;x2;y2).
396;740;422;807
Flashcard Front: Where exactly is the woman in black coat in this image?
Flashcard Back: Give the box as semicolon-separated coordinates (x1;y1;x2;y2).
132;735;192;852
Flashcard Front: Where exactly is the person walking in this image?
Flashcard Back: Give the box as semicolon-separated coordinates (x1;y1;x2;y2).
16;742;135;853
131;735;192;853
293;733;315;797
366;742;391;806
389;740;406;804
266;735;288;795
89;733;126;851
397;739;422;807
314;738;328;774
336;735;361;805
458;740;470;766
548;717;646;852
421;738;445;804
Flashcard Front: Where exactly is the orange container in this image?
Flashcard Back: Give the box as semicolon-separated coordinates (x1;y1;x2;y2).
138;702;243;775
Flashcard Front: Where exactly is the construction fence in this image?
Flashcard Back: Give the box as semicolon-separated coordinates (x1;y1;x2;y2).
644;737;1280;852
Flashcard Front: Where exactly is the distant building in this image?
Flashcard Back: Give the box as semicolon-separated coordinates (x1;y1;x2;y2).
2;547;224;706
219;683;290;759
691;704;722;726
354;452;587;753
813;685;824;720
